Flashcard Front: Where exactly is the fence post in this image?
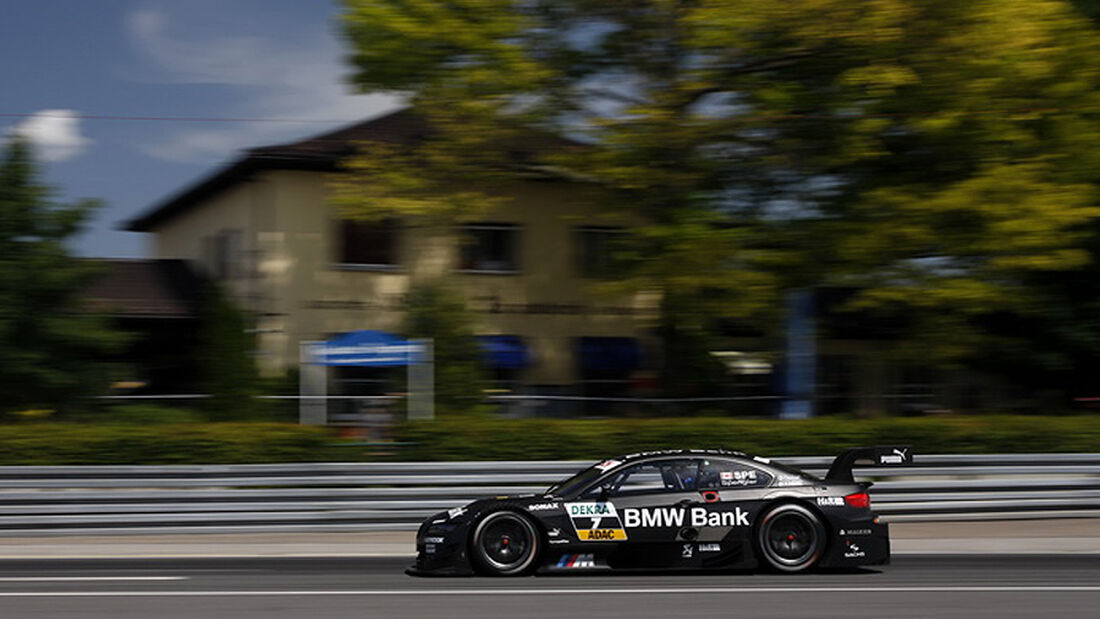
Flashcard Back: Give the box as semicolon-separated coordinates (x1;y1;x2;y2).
299;341;327;425
407;338;434;421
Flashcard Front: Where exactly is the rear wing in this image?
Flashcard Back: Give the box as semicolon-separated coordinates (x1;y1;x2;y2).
825;446;913;483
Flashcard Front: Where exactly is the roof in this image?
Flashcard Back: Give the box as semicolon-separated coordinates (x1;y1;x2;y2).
127;109;426;232
126;108;580;232
610;448;750;464
82;259;206;319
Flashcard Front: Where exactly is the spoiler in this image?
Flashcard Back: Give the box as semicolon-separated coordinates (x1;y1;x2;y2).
825;446;913;483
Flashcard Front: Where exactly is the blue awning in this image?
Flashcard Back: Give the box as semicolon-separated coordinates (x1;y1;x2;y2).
312;330;424;367
476;335;530;370
577;337;640;374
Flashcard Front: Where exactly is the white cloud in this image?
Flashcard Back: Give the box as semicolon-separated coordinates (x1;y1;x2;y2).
124;5;401;164
8;110;92;162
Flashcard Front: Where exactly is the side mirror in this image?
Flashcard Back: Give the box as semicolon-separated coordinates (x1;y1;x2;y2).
599;485;611;501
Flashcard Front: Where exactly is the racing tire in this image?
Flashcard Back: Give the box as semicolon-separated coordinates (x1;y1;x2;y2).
756;503;826;573
470;510;540;576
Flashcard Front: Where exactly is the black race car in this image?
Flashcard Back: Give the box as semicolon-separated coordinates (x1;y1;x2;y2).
410;446;912;576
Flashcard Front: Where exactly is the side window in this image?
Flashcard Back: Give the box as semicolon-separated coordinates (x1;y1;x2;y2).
697;459;773;490
590;459;699;498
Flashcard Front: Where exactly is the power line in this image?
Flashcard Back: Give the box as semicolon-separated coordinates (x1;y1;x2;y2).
0;112;358;124
1;105;1094;126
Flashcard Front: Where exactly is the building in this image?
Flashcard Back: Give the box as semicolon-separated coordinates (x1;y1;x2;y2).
127;109;655;402
126;109;1019;416
83;258;207;394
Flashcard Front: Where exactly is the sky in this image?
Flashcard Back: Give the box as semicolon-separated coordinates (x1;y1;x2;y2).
0;0;400;257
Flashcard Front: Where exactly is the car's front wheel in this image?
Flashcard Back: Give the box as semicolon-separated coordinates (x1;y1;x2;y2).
757;503;825;573
470;511;540;576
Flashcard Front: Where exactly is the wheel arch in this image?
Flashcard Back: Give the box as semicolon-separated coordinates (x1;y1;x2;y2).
752;496;830;572
466;504;546;576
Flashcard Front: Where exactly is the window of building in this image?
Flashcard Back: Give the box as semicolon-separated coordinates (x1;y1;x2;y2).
202;229;242;280
338;219;399;268
577;226;625;278
459;223;519;273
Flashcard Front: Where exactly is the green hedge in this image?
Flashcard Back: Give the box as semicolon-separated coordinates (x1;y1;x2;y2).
395;415;1100;461
1;415;1098;465
0;423;339;465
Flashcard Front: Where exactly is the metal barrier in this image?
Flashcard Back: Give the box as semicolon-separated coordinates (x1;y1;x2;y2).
0;454;1097;536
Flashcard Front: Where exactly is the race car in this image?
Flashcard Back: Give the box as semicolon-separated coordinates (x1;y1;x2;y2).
410;445;912;576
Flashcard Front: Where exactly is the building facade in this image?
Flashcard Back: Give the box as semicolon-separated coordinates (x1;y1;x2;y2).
128;110;656;396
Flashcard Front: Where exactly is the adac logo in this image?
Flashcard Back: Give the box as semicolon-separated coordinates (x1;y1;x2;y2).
565;502;628;541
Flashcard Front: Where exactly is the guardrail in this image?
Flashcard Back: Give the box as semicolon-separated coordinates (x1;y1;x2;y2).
0;454;1097;536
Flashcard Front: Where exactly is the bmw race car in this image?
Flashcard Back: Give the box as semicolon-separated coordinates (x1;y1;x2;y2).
410;446;912;576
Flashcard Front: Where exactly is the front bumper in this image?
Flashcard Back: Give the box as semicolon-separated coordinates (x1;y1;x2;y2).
409;513;475;576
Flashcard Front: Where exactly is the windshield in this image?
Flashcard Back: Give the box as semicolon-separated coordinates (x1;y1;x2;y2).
545;458;622;496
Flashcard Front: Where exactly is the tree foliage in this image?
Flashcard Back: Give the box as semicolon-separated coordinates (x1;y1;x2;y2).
196;284;261;420
402;282;486;413
0;139;123;414
337;0;1100;388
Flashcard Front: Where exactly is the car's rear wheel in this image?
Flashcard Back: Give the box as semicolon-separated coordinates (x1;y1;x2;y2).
757;503;825;573
470;511;540;576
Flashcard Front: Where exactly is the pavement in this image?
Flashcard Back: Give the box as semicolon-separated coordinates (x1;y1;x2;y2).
1;519;1098;559
1;555;1098;618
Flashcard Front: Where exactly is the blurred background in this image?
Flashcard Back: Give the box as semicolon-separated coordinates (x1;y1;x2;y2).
4;0;1100;463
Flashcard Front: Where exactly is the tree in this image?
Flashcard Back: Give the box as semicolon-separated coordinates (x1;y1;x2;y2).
196;284;261;420
0;138;122;415
337;1;1100;394
402;282;486;413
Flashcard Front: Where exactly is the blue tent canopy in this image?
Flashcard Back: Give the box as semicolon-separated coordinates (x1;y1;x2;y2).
577;337;640;374
476;335;530;370
312;330;424;367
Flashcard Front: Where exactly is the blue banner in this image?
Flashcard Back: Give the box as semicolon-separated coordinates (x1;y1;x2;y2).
311;330;424;367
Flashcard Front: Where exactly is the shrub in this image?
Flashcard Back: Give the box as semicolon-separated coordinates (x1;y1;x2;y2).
0;423;339;465
394;415;1100;461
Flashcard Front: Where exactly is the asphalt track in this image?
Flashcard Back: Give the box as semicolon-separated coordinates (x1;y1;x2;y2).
0;555;1098;618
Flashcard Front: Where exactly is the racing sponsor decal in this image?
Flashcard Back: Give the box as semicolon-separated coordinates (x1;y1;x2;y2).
594;459;622;472
547;528;562;537
557;553;595;568
682;543;693;559
878;447;909;465
773;475;804;487
565;502;628;541
622;507;750;528
843;541;866;559
447;506;466;519
527;502;560;511
698;543;721;552
720;469;758;487
816;497;845;507
549;538;569;545
421;537;446;544
839;528;872;536
752;456;771;464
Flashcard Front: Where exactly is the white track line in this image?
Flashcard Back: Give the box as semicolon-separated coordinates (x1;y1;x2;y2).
0;577;188;582
0;586;1098;597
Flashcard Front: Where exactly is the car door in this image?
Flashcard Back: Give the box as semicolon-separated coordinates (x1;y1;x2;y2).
571;458;701;568
689;457;775;565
